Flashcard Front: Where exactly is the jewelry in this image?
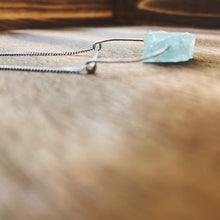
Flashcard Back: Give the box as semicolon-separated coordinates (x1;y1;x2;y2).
0;31;195;75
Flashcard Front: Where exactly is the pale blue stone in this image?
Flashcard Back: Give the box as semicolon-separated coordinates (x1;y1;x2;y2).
142;31;196;63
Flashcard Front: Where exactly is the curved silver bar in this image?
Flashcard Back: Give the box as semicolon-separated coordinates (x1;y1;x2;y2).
86;46;169;65
92;38;144;50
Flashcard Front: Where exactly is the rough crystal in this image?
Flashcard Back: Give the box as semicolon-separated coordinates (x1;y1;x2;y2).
142;31;196;63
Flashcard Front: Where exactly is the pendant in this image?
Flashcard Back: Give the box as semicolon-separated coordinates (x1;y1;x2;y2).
142;31;196;63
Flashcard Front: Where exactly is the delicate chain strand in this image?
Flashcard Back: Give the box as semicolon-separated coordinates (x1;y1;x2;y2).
0;46;93;57
0;46;94;74
0;65;87;74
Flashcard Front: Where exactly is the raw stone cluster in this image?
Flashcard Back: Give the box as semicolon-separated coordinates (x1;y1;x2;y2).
142;31;196;63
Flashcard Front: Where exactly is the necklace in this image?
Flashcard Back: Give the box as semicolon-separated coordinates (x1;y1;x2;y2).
0;31;196;75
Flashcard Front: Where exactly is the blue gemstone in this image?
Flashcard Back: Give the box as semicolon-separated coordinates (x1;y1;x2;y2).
142;31;196;63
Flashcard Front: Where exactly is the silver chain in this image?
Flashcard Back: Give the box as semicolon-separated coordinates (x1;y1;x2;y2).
0;46;94;74
0;47;93;57
0;65;87;74
0;38;168;75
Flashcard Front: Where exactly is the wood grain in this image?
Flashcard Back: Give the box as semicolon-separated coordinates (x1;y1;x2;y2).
138;0;220;17
114;0;220;28
0;0;220;29
0;26;219;219
0;0;114;29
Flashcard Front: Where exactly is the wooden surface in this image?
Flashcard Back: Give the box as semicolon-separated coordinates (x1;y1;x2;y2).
0;0;219;29
0;26;220;219
0;0;113;29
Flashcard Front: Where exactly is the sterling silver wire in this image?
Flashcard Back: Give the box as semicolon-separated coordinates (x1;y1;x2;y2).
0;47;93;56
0;38;167;74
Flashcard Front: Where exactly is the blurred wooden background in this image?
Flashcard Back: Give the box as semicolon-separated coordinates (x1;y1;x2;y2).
0;0;114;29
114;0;220;28
0;0;219;29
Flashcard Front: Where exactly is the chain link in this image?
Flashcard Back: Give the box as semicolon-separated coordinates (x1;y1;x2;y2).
0;46;94;74
0;65;87;74
0;46;93;57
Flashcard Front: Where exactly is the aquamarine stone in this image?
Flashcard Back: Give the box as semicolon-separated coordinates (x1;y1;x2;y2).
142;31;196;63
